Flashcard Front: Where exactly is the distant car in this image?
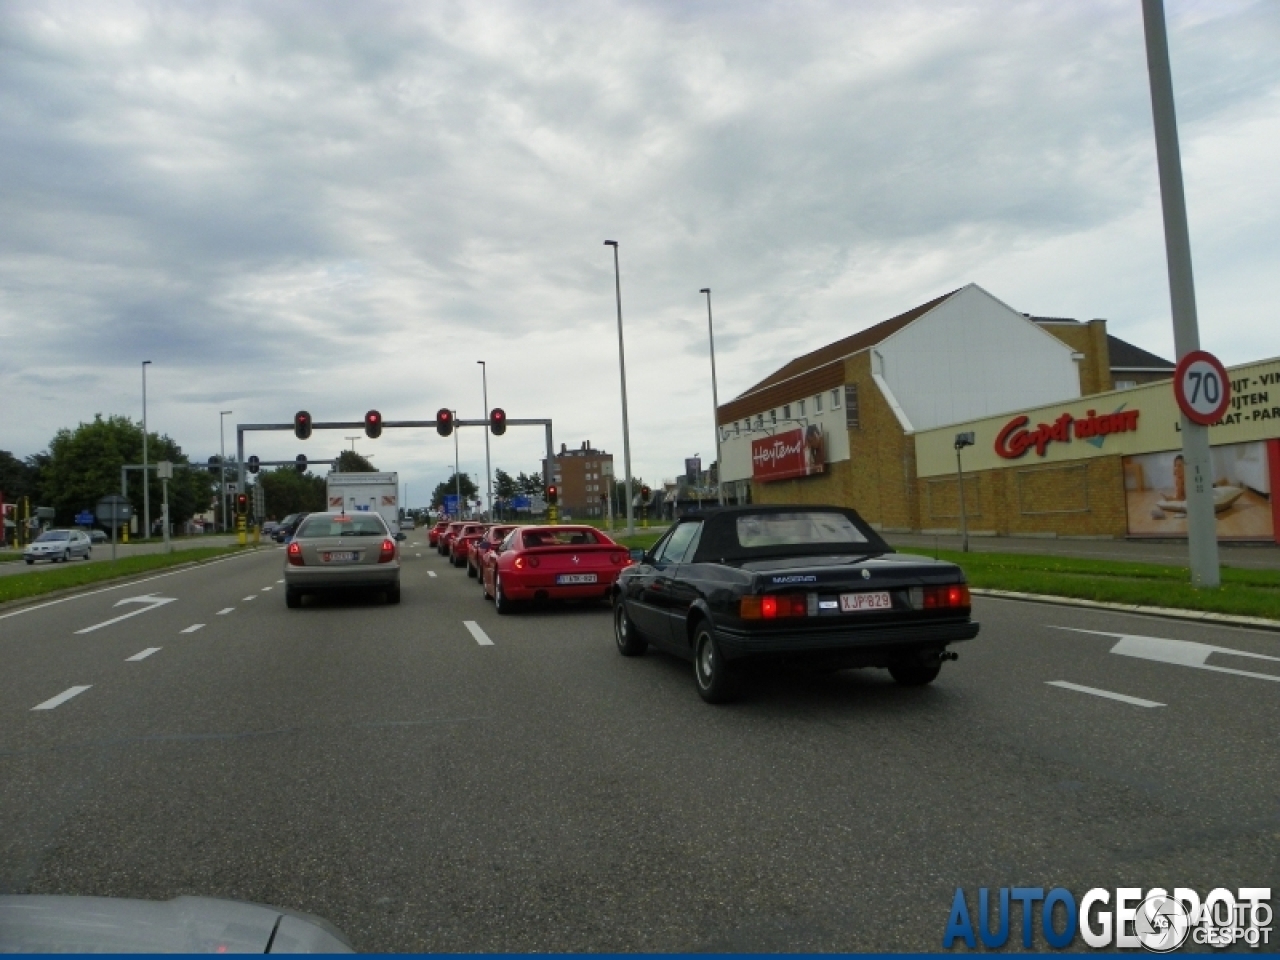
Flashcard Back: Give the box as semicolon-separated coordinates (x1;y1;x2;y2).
88;529;109;544
284;511;403;608
401;516;416;531
438;521;467;556
274;513;309;543
480;525;631;614
24;529;92;564
261;521;280;536
450;523;486;568
612;505;979;703
468;524;517;579
428;521;449;548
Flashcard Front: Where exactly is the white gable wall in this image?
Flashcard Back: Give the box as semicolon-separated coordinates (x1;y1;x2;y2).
877;284;1081;432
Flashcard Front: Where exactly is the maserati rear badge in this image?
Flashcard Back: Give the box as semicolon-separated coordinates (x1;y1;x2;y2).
861;568;871;579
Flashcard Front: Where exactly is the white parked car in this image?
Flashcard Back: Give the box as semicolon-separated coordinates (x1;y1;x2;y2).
25;529;92;564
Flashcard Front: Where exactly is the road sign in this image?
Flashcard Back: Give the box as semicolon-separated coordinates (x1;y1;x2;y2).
442;495;459;516
1173;350;1231;426
95;495;132;526
157;460;174;480
75;511;94;525
510;495;531;510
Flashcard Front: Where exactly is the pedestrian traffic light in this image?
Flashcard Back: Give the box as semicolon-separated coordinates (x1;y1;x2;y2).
247;455;260;474
547;484;558;505
436;408;453;437
235;493;248;516
294;411;312;440
295;454;307;474
365;409;383;439
489;408;506;436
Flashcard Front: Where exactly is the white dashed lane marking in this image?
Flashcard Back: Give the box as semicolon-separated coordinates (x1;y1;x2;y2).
428;571;437;578
242;596;257;601
464;621;494;646
32;685;92;711
1045;681;1164;708
216;608;234;615
276;579;284;583
261;586;272;591
126;648;162;661
180;624;205;634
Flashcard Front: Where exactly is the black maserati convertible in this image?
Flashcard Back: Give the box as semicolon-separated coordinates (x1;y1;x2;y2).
612;505;979;703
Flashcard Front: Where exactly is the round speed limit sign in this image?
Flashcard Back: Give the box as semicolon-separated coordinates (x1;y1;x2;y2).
1173;350;1231;425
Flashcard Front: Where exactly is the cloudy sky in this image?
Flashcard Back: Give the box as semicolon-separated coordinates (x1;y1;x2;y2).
2;0;1277;506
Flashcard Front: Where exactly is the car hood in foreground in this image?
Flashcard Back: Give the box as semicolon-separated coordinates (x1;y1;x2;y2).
0;894;353;953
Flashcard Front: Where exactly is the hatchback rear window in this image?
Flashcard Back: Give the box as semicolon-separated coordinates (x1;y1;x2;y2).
296;515;388;538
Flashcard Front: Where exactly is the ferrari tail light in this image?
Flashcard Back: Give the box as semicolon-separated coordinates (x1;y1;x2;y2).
740;593;807;620
610;553;622;565
378;539;396;563
529;557;540;567
514;557;524;570
923;583;970;610
287;542;304;566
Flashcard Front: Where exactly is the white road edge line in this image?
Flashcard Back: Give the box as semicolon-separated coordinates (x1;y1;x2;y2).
464;620;494;646
32;685;92;710
126;647;162;661
216;607;234;615
1045;680;1164;708
180;624;205;634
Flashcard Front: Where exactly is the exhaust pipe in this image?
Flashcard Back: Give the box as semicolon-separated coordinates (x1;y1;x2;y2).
935;650;958;662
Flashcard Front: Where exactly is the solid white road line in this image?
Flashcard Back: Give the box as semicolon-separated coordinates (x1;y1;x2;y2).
464;621;494;646
242;595;256;601
1045;680;1164;708
180;624;205;634
126;648;162;661
32;685;92;710
216;607;234;615
428;571;438;578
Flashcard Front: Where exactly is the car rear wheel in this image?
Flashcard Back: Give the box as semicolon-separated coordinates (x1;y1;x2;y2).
285;588;302;609
693;621;737;704
24;558;33;565
888;655;942;686
494;574;516;615
613;599;647;657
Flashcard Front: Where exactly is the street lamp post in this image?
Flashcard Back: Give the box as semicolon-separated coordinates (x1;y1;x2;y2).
453;411;462;519
142;361;152;539
604;241;635;536
478;361;492;519
345;437;359;454
700;288;724;506
220;410;233;533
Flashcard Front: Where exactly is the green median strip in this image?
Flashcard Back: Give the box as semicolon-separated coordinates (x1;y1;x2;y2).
0;547;252;605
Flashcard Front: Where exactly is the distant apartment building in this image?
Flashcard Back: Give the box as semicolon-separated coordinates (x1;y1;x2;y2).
543;442;614;519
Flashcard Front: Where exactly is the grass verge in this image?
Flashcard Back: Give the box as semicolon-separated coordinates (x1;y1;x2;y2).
0;546;251;605
0;552;22;564
924;548;1280;621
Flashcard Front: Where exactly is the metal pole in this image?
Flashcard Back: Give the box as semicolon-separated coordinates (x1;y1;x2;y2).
162;477;171;552
454;412;461;519
1141;0;1219;588
141;360;151;539
605;241;635;535
701;288;724;505
479;361;492;518
220;410;232;533
955;447;969;553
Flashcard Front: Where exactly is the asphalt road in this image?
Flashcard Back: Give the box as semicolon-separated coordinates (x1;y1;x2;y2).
2;540;1276;951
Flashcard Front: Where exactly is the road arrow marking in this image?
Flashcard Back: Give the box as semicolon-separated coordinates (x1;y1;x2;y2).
1052;627;1280;684
74;594;177;634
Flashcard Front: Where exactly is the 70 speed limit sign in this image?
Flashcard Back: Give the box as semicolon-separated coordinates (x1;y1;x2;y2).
1173;350;1231;426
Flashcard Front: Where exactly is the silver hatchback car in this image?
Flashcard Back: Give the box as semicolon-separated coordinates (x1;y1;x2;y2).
284;511;403;607
25;529;92;564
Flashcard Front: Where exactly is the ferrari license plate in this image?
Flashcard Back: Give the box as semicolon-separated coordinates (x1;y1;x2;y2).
556;573;598;585
839;590;891;612
323;551;357;563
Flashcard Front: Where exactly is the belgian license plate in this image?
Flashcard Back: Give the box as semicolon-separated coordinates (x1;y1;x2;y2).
556;573;598;585
839;590;891;612
323;551;357;563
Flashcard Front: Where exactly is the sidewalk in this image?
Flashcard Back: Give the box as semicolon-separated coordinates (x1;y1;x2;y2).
882;531;1280;571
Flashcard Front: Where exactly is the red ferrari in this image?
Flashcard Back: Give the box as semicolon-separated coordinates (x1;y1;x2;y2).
468;524;517;579
450;523;487;567
438;521;467;556
428;520;449;547
481;525;632;614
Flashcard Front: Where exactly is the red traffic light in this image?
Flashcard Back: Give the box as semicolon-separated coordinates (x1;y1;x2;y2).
294;410;312;440
365;409;383;439
436;408;453;437
547;484;558;505
641;485;651;500
489;408;506;436
235;493;248;515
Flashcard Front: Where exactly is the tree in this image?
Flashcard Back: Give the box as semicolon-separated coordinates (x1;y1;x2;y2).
258;467;326;519
334;450;377;473
0;451;36;502
431;472;477;510
494;468;517;499
515;471;544;497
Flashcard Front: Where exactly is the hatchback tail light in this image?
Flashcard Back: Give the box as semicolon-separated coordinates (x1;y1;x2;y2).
287;542;304;566
923;583;970;610
378;539;396;563
740;593;807;620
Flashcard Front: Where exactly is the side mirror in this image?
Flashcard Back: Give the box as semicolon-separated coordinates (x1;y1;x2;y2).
395;533;407;542
629;548;646;563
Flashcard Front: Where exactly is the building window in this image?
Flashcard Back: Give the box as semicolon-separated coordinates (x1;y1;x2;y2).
770;409;777;424
782;404;790;419
755;414;764;429
845;383;860;429
815;393;823;413
798;399;806;417
831;389;841;409
1115;379;1137;390
734;421;741;436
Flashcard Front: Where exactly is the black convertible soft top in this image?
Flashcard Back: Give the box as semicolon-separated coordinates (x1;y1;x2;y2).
689;504;892;563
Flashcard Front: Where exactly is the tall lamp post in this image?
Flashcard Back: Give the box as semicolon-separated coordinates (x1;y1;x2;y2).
700;288;724;505
478;361;492;518
604;241;635;535
142;360;152;539
220;410;233;533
